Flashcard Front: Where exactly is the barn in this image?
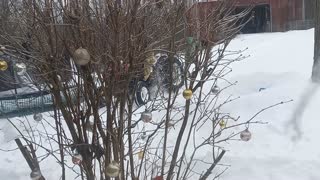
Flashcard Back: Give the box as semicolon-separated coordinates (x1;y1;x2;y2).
188;0;314;33
235;0;313;32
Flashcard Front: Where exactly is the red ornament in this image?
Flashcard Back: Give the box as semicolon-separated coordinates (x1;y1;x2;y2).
153;176;163;180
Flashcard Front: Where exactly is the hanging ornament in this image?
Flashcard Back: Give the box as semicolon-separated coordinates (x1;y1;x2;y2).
33;113;43;122
211;85;219;94
0;46;5;50
219;120;226;129
146;51;156;65
144;65;152;81
72;153;83;165
15;63;27;75
240;129;252;141
138;150;144;160
183;89;193;100
30;169;42;180
0;60;8;71
153;176;164;180
106;161;120;178
73;48;90;66
141;111;152;123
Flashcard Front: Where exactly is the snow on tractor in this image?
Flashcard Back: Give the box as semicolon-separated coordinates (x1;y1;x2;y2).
133;53;184;105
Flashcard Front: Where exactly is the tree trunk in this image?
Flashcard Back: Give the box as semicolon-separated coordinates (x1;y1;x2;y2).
312;0;320;82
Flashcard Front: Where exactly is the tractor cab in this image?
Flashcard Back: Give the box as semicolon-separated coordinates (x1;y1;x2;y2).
0;52;53;117
0;53;37;96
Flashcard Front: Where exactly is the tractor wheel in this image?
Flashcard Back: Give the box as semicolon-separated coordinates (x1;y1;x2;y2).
135;81;150;106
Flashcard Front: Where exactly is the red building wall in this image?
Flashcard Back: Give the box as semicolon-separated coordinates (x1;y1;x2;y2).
234;0;270;6
189;0;305;33
212;0;305;31
269;0;303;31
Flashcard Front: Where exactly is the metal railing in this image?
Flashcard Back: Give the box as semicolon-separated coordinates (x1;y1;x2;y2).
0;86;78;118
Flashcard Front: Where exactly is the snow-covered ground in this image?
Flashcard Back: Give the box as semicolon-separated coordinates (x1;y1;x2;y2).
220;29;319;180
1;29;319;179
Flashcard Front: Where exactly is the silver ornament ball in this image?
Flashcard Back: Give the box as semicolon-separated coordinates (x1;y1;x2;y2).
73;48;91;66
240;129;252;141
33;113;43;122
211;85;219;94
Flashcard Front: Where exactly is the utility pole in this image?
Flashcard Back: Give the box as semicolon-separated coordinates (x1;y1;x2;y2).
312;0;320;82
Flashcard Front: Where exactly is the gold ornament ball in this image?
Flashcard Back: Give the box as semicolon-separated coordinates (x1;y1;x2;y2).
73;48;91;66
0;60;8;71
183;89;193;100
240;129;252;141
138;151;144;160
106;161;120;178
146;51;156;65
219;120;226;128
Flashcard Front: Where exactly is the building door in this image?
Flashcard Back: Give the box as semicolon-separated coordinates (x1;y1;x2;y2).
236;4;271;33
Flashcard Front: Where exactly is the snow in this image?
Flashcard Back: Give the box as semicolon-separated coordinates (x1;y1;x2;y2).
1;29;319;179
220;29;319;180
